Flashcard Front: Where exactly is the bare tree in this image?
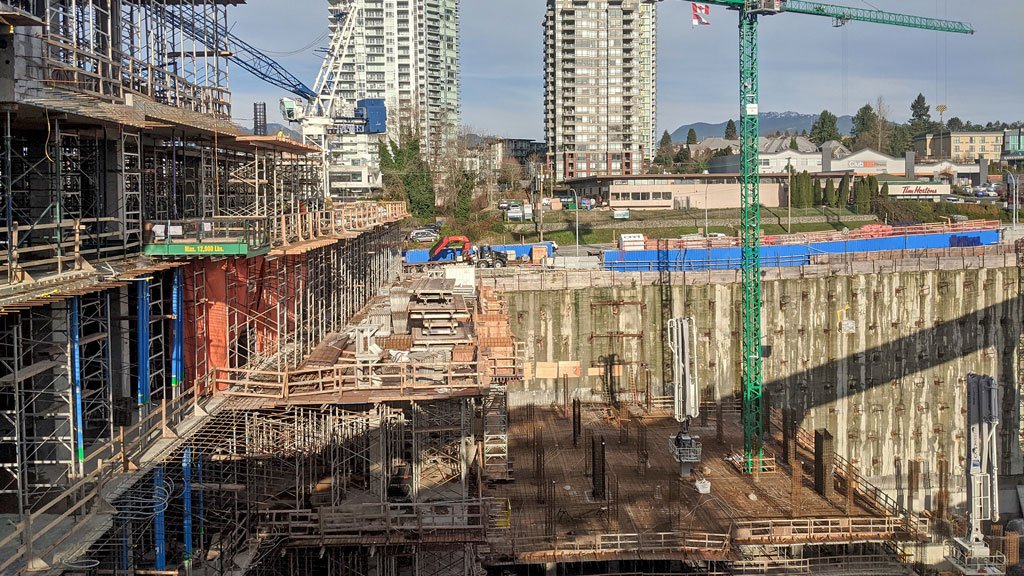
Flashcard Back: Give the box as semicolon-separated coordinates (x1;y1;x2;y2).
498;158;524;191
874;96;891;153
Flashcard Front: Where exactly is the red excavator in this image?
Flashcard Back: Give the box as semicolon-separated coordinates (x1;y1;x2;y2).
430;236;471;260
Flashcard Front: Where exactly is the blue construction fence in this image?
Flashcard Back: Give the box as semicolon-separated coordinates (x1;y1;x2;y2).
602;230;1000;272
404;242;556;264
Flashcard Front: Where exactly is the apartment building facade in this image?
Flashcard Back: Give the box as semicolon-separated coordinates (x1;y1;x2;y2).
914;131;1003;163
544;0;657;181
307;0;460;196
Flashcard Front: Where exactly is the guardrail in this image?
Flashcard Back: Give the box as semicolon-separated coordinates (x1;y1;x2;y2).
732;517;916;545
217;354;523;401
258;499;491;542
141;201;408;257
145;216;271;248
0;390;200;573
647;219;1001;251
276;201;408;247
731;553;910;574
487;530;730;559
778;409;930;540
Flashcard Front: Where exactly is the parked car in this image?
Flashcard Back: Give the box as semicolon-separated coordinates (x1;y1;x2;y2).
408;228;440;242
498;199;510;210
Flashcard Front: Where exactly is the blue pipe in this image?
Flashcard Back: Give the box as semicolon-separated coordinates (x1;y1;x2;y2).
120;519;129;573
70;296;84;464
183;447;193;561
198;453;205;543
137;280;150;405
154;465;165;570
172;269;183;390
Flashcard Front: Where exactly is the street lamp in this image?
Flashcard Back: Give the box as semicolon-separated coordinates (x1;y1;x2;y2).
1009;173;1020;229
936;105;948;160
568;187;581;260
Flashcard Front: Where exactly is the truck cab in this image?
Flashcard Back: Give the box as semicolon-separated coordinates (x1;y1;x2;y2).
473;245;508;268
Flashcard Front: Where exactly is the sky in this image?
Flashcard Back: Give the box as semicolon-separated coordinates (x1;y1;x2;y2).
228;1;1023;140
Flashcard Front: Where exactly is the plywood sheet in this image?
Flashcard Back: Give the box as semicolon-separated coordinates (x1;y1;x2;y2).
535;362;558;379
557;361;580;378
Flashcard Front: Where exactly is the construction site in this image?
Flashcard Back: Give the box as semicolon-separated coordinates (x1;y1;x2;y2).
0;0;1020;575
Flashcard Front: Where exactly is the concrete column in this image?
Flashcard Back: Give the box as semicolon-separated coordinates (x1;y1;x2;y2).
814;429;834;500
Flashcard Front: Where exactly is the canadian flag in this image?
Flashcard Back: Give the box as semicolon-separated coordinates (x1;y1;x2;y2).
692;3;711;26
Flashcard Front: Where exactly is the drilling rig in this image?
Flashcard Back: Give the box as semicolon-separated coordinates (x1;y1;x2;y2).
946;373;1004;575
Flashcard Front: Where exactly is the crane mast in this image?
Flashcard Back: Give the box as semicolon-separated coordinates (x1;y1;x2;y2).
658;0;972;474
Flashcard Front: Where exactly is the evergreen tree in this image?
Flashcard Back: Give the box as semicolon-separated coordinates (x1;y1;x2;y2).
789;137;799;151
379;133;435;219
674;145;690;164
824;179;837;207
854;179;871;213
725;119;737;139
812;178;823;206
880;182;890;200
810;110;841;144
453;170;476;223
655;130;675;167
686;128;698;145
946;117;965;132
867;175;879;198
837;174;851;207
888;125;914;157
909;93;933;137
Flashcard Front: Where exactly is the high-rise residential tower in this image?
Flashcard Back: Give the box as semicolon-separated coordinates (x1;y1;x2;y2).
544;0;657;180
304;0;460;197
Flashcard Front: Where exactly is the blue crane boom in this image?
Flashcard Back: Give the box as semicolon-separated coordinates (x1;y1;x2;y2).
163;8;316;101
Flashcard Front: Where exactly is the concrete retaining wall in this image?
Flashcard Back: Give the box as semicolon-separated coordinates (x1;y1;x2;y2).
502;262;1024;518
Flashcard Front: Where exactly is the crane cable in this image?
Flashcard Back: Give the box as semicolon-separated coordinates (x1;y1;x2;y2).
248;31;330;57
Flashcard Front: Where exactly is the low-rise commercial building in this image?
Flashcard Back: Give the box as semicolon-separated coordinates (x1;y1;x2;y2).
710;146;988;187
1003;128;1024;165
915;131;1003;163
566;173;814;210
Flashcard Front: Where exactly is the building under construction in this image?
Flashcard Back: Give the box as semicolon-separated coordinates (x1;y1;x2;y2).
0;1;1021;575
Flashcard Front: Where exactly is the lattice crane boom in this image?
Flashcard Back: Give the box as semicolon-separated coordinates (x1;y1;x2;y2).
657;0;972;474
163;8;316;101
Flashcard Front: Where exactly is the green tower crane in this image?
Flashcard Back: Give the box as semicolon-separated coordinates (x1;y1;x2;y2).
656;0;973;474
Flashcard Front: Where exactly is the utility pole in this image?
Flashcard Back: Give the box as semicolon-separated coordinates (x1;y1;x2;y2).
787;156;792;233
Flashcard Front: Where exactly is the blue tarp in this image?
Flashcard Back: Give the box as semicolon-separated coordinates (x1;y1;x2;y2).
602;230;1000;272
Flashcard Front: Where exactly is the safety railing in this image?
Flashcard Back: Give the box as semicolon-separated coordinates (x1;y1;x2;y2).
646;219;1001;251
142;201;408;257
778;410;930;540
732;517;917;544
218;359;487;400
0;390;201;574
487;530;730;559
0;220;89;284
258;499;491;541
604;253;812;272
144;216;271;250
731;553;911;574
275;201;408;247
946;542;1006;570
